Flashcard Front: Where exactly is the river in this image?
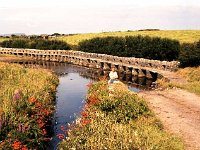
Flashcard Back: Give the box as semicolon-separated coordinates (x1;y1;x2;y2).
0;59;156;149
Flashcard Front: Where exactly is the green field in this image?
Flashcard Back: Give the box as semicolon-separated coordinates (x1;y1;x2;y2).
55;30;200;46
0;37;7;42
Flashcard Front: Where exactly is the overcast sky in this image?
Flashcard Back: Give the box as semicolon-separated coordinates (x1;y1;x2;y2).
0;0;200;34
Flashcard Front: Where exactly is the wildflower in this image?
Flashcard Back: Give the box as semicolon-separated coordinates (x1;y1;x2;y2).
42;129;47;135
36;102;42;107
80;111;88;117
56;134;65;139
86;82;93;88
43;138;53;141
42;108;50;116
22;145;28;150
0;141;5;148
60;125;66;132
80;119;91;126
13;89;22;101
28;96;37;103
18;124;22;132
12;140;22;150
39;122;45;128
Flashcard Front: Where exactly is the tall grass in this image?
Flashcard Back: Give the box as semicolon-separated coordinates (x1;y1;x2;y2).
0;62;59;149
56;30;200;46
177;67;200;95
157;67;200;95
59;81;184;150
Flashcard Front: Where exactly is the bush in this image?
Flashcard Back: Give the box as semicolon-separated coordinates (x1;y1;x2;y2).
78;35;180;61
179;40;200;67
0;62;59;149
59;81;184;150
0;38;71;50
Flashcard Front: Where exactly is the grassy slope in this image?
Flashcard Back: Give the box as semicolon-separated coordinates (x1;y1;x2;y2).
177;67;200;95
59;81;184;150
56;30;200;46
158;67;200;95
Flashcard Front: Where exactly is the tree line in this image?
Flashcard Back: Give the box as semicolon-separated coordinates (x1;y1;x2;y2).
0;36;199;67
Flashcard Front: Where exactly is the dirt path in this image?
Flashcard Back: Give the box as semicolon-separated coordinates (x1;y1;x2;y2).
139;88;200;150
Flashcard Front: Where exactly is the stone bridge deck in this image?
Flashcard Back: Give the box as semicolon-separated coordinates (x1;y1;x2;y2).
0;47;180;79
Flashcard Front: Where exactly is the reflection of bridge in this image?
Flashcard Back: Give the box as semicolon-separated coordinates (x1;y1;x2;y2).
0;48;180;79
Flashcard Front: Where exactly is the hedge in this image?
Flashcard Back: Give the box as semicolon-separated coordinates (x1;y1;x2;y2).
78;36;180;61
0;38;71;50
178;40;200;67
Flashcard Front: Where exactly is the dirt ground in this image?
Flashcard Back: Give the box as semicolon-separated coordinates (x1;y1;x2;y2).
139;88;200;150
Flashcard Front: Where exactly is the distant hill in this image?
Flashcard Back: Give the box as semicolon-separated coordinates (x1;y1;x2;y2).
54;30;200;46
0;33;26;37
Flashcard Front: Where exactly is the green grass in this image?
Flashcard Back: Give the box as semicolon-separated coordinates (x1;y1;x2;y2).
55;30;200;46
177;67;200;95
0;62;59;149
157;67;200;95
59;81;184;150
0;37;9;43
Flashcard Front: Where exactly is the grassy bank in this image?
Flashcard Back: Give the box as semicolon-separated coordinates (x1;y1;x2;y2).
59;81;184;150
0;62;59;149
177;67;200;95
158;67;200;95
56;30;200;46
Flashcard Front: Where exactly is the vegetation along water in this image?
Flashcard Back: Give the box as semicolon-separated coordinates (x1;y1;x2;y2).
59;81;184;150
0;62;59;149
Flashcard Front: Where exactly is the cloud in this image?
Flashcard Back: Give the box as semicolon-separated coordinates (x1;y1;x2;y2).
0;4;200;34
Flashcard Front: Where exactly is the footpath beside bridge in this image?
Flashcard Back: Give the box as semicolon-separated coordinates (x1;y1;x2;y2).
0;47;180;79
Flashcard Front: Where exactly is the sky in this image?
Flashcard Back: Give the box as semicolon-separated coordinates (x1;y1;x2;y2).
0;0;200;35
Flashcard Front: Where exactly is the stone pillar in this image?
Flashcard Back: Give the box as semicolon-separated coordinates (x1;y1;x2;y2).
132;68;138;76
83;59;89;67
96;61;102;69
138;77;145;85
79;59;83;66
89;60;96;68
146;70;153;79
138;69;145;78
118;65;125;73
103;62;111;70
125;66;132;74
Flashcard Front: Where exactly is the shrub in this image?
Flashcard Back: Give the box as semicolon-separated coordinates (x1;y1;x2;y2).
0;38;71;50
0;62;59;149
179;40;200;67
78;35;180;61
59;81;184;149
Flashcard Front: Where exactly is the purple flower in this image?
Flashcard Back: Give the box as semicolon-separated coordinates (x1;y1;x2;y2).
13;89;22;101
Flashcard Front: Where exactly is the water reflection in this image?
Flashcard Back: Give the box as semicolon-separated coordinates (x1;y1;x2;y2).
2;60;157;90
1;59;157;149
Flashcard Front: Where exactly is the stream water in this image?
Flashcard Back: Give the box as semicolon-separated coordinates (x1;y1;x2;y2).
1;60;157;149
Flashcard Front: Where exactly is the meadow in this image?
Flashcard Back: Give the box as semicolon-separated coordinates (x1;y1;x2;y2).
0;62;59;149
56;30;200;46
59;81;184;150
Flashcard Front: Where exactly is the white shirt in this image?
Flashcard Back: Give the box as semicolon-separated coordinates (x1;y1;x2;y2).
109;71;118;80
